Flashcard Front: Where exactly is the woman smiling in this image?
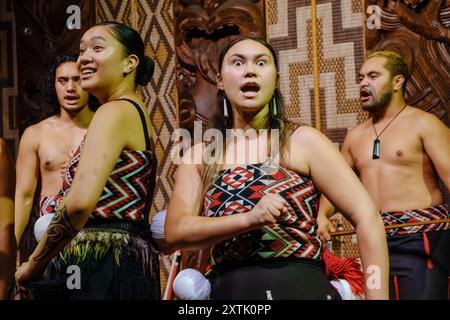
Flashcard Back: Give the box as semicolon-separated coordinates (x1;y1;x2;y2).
15;22;160;300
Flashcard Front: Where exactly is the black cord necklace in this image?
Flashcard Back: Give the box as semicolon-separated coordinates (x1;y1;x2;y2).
372;104;407;159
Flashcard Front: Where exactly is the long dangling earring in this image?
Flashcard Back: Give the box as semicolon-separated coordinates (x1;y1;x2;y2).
270;95;278;118
223;96;229;118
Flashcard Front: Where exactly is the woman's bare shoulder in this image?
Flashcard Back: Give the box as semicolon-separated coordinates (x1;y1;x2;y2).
290;124;328;146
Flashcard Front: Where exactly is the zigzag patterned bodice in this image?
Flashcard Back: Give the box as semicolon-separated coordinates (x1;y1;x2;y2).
61;140;157;222
202;162;322;268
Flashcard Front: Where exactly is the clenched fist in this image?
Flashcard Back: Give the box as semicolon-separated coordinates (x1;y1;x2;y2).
247;193;289;227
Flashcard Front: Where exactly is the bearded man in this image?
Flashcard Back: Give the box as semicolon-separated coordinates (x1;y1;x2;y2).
318;51;450;300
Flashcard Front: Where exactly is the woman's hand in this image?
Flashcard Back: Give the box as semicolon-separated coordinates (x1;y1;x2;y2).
247;193;289;227
15;260;42;292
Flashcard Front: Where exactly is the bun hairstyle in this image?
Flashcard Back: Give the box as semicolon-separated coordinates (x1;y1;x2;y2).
139;55;155;86
96;21;154;86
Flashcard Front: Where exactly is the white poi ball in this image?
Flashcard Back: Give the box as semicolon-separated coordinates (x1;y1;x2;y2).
173;268;211;300
34;213;54;242
150;210;166;240
330;279;362;300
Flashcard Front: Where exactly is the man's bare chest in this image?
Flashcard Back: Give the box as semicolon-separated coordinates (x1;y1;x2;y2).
38;130;83;171
351;129;423;171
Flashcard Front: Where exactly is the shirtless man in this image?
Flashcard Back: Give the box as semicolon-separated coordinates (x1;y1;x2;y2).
0;138;15;299
318;51;450;299
14;53;95;247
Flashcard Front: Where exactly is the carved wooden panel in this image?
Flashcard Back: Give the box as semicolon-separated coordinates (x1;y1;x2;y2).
15;0;96;134
365;0;450;125
0;0;18;155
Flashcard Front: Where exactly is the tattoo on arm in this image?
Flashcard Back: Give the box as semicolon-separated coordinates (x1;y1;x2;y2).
33;204;79;261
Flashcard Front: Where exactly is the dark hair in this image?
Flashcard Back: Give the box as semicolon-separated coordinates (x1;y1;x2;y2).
96;21;154;86
44;53;99;116
367;51;409;95
44;53;78;109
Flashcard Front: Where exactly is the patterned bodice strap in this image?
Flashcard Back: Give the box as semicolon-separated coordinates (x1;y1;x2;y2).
116;98;152;150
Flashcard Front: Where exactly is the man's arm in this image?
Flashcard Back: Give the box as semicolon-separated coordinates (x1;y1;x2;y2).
14;126;40;244
0;139;16;299
318;129;356;216
420;113;450;190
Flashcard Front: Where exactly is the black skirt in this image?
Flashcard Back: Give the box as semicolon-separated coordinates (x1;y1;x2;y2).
210;258;341;300
24;219;161;300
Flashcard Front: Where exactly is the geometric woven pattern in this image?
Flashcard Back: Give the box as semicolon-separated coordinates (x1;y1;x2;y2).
267;0;367;146
203;162;322;269
61;140;157;223
267;0;367;258
0;0;19;154
38;194;63;217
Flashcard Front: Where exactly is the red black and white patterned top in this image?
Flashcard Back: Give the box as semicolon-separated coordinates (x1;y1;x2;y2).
202;162;323;269
60;99;157;223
